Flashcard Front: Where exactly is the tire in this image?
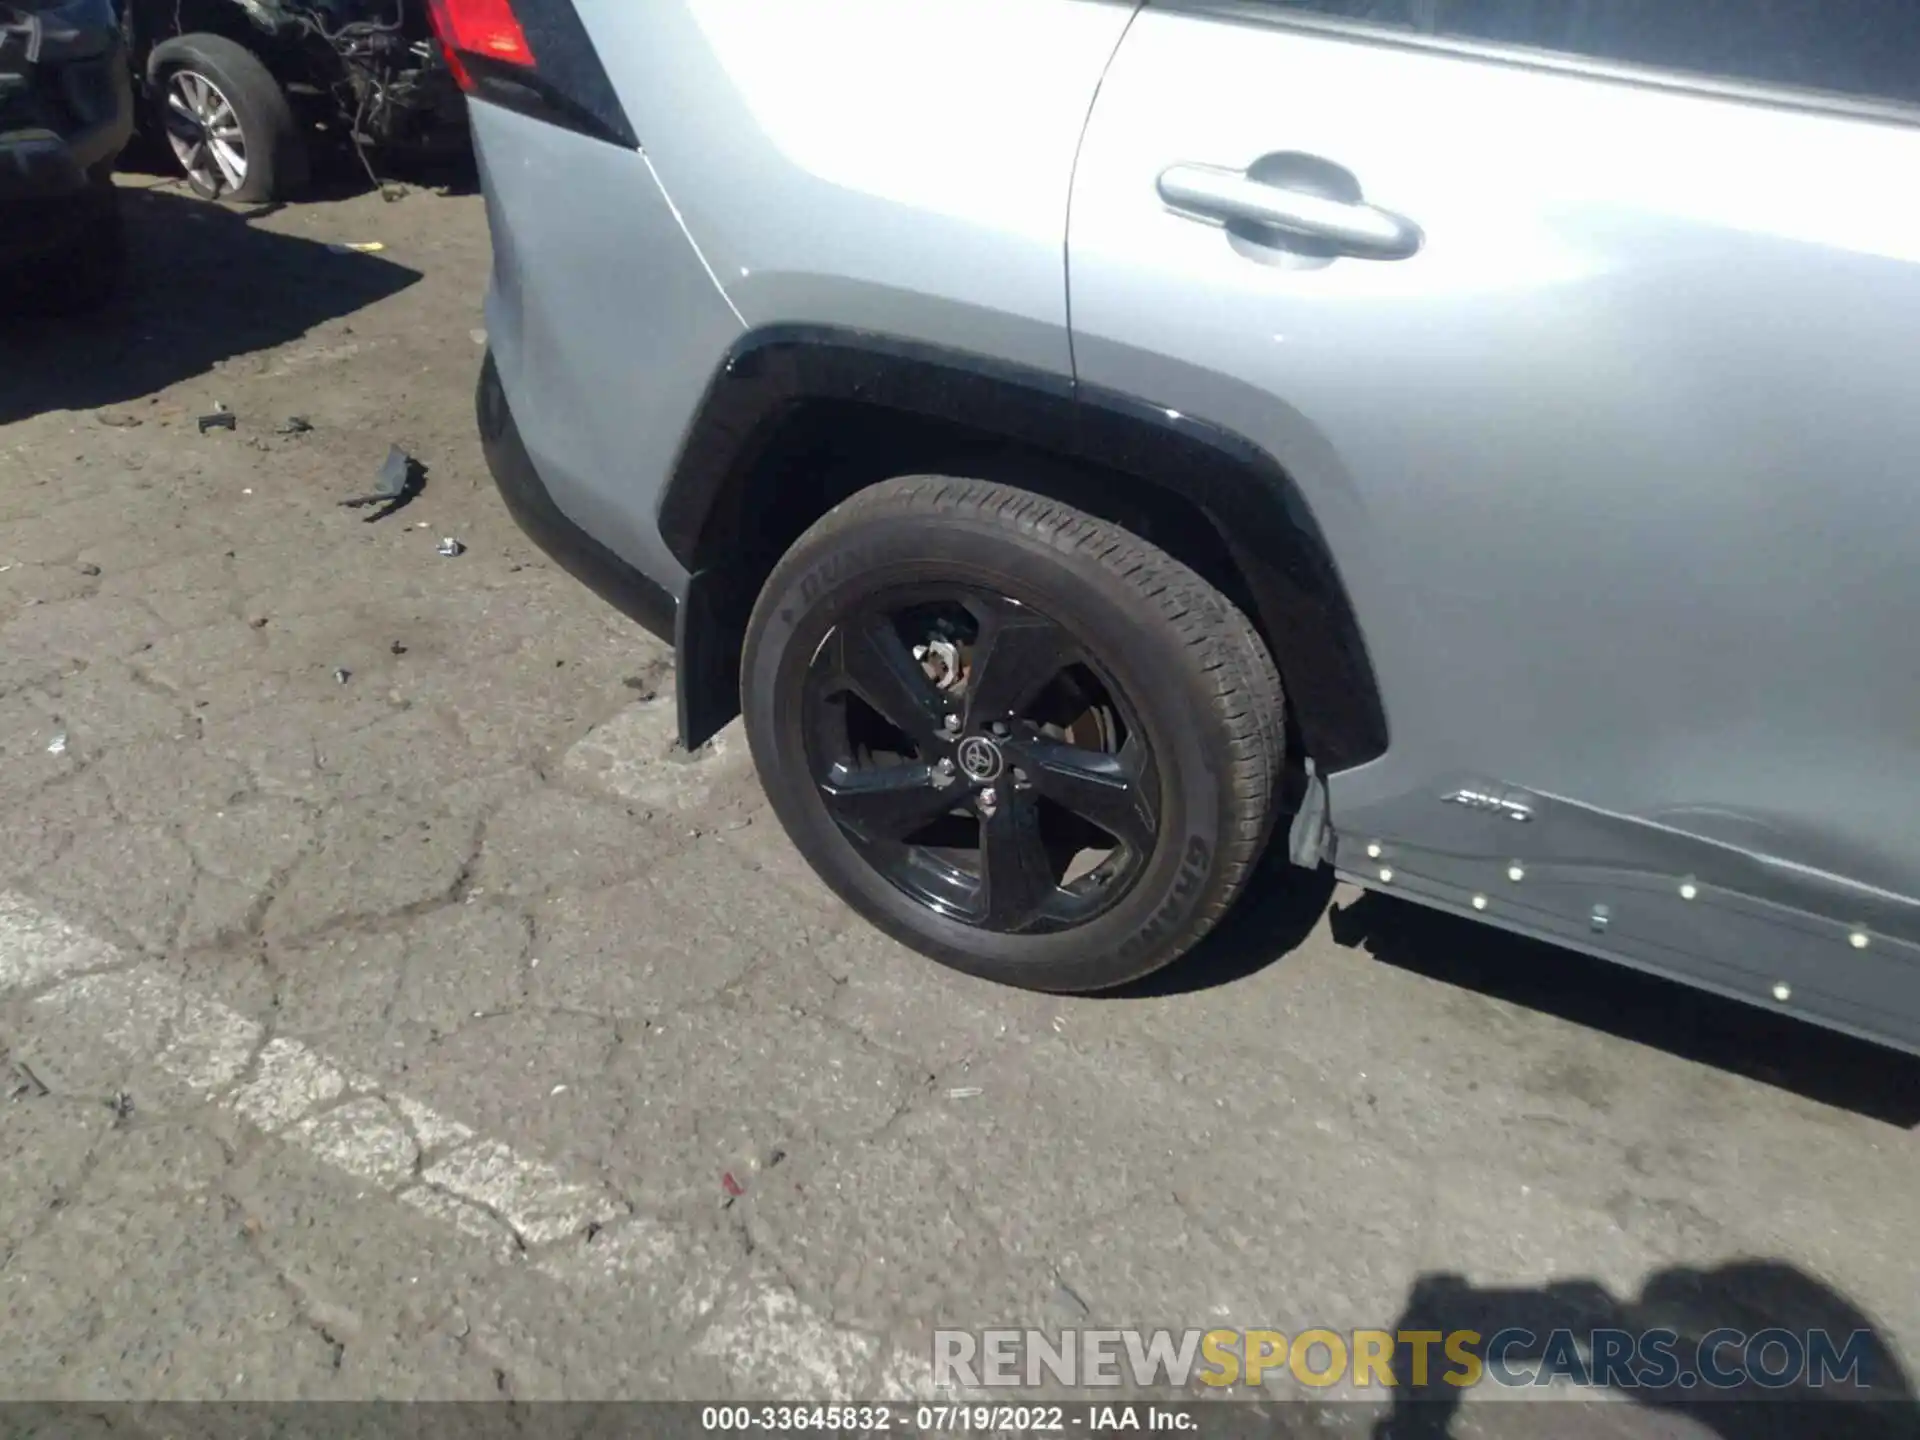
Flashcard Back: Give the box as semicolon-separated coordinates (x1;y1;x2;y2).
742;476;1287;993
3;177;125;316
149;33;307;203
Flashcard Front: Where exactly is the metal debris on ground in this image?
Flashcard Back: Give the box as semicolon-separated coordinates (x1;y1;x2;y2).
276;416;314;435
108;1090;134;1123
333;668;352;685
328;241;386;255
946;1086;984;1100
7;1060;49;1101
45;732;67;756
197;412;237;433
389;640;407;655
339;445;424;520
437;537;466;558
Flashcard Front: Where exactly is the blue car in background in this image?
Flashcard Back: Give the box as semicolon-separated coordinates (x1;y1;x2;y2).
0;0;132;313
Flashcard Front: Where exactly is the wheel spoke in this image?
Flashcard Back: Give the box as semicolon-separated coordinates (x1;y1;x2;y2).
210;137;246;190
977;793;1059;931
822;614;947;748
1006;735;1157;855
819;761;957;841
166;90;198;121
962;599;1073;727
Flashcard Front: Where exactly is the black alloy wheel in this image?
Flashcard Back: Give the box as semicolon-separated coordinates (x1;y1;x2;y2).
742;476;1287;993
803;584;1159;936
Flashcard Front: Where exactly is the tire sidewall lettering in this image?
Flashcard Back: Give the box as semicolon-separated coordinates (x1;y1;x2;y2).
1114;833;1212;966
741;486;1276;991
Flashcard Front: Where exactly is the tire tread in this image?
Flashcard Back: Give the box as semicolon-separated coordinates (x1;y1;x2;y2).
796;476;1287;973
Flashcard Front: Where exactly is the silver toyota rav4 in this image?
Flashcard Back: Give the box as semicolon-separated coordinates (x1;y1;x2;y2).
437;0;1920;1052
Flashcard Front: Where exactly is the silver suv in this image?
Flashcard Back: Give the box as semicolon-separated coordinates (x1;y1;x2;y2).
443;0;1920;1052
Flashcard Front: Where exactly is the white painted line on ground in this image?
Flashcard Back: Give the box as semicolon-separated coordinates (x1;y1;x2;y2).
398;1185;519;1263
230;1036;348;1132
0;892;120;993
0;889;917;1399
696;1274;881;1398
422;1138;621;1245
291;1097;421;1189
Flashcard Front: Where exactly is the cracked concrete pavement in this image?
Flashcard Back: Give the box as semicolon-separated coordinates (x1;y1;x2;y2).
2;177;1918;1433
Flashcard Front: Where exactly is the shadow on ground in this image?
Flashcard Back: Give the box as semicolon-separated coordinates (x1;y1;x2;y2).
1372;1260;1915;1439
1116;850;1338;1002
0;185;421;424
1123;825;1920;1126
1331;891;1920;1129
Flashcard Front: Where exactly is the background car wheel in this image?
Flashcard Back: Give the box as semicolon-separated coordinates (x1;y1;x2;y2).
149;33;307;203
742;476;1287;993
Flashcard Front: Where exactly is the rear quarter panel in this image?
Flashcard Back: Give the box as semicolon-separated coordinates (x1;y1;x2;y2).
473;101;744;588
571;0;1140;377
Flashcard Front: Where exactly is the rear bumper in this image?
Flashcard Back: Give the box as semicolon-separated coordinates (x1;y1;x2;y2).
0;143;115;266
0;43;133;195
0;127;91;199
476;350;677;646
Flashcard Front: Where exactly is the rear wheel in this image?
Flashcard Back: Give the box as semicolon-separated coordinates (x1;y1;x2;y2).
149;33;307;203
742;476;1286;993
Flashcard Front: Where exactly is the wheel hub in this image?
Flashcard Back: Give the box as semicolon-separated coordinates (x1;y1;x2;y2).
803;585;1159;935
954;734;1004;783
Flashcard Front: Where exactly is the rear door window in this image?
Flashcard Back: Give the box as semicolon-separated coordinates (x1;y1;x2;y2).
1261;1;1920;107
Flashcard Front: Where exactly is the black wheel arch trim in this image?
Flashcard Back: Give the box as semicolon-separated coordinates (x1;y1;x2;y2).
657;326;1389;774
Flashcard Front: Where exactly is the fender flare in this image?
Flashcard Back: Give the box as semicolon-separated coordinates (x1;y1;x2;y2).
656;326;1389;774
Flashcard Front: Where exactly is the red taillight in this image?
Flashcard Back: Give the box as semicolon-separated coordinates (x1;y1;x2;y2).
425;0;534;91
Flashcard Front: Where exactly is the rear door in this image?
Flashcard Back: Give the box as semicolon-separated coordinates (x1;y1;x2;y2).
1068;2;1920;1030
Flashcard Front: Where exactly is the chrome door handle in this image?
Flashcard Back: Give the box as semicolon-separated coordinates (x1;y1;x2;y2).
1158;161;1422;261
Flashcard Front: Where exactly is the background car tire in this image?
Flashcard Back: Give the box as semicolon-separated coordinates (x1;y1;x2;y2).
742;476;1287;993
149;33;307;203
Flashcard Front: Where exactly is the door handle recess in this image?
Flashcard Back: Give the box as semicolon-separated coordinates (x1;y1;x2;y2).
1158;161;1422;260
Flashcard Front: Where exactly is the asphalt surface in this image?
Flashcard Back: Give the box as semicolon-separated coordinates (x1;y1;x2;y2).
1;172;1917;1436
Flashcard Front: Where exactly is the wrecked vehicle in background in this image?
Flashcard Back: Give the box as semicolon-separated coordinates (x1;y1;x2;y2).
120;0;464;201
1;0;134;313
